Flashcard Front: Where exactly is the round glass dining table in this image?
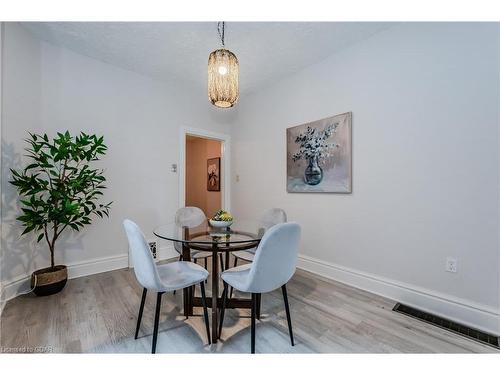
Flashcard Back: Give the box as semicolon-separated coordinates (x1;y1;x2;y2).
153;219;263;343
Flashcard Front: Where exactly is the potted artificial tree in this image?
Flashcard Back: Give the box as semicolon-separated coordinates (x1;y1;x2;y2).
10;131;112;296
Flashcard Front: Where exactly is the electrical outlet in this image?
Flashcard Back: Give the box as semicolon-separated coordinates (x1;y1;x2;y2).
445;257;458;273
148;241;157;259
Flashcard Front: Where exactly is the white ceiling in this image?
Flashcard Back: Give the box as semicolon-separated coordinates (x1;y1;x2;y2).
22;22;393;94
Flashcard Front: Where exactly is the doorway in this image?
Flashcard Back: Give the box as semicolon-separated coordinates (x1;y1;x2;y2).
179;128;231;217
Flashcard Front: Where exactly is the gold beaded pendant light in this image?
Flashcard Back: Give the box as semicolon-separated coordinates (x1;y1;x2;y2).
208;22;239;108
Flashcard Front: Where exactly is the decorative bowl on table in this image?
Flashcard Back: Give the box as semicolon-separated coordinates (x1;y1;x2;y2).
209;219;233;228
209;210;233;228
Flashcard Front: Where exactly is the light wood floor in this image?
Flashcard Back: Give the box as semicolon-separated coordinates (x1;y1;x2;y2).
0;259;497;353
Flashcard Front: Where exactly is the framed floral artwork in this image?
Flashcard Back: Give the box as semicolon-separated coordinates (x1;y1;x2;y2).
287;112;352;193
207;157;221;191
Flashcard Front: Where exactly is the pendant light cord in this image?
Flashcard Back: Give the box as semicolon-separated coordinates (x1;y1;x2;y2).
217;21;225;48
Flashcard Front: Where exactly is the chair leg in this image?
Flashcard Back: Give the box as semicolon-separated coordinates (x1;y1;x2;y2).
229;257;237;298
192;260;198;292
281;284;294;346
191;263;198;295
218;283;228;337
174;254;183;296
256;293;261;320
204;257;208;283
251;293;256;354
135;288;147;339
152;292;163;354
219;253;224;271
199;282;211;345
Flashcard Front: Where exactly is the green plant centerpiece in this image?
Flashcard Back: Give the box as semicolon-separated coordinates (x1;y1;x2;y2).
10;131;112;296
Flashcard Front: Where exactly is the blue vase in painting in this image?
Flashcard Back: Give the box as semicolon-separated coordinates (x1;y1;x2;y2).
304;156;323;185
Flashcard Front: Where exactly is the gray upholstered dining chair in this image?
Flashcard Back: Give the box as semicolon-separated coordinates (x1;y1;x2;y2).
231;208;287;264
218;222;301;353
173;207;210;294
173;207;226;278
123;219;211;353
229;208;287;297
174;207;211;262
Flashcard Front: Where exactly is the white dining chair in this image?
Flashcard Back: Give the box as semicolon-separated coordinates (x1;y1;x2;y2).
123;219;211;353
173;207;227;271
172;207;218;295
174;207;211;261
229;208;287;297
218;222;301;353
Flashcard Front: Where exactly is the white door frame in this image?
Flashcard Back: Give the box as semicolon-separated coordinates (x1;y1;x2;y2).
179;127;231;212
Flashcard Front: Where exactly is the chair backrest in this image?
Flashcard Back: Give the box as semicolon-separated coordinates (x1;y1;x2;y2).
245;222;301;293
123;219;162;291
258;208;287;236
175;206;206;228
174;207;206;253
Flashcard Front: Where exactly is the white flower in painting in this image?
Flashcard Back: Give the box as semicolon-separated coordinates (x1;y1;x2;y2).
208;164;219;187
292;123;339;163
208;164;218;175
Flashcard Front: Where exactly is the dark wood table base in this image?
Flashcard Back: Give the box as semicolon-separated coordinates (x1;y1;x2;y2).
181;229;260;343
191;296;253;310
182;246;251;343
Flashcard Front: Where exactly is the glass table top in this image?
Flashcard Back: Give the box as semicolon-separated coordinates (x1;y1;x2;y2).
153;219;264;245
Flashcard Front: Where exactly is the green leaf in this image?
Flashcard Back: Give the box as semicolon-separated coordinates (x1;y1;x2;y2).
21;226;35;236
25;163;39;170
37;233;45;242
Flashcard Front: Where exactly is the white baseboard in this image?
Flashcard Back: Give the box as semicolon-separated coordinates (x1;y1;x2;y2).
1;243;181;312
127;244;179;268
157;245;178;262
0;253;131;315
0;244;180;315
68;254;129;279
297;254;500;336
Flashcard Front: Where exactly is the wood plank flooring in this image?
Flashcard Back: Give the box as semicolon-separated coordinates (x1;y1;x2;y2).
0;258;496;353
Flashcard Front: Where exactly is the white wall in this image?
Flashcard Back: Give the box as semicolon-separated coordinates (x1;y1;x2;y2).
231;23;500;334
0;22;4;309
1;23;43;303
497;22;500;332
0;23;233;301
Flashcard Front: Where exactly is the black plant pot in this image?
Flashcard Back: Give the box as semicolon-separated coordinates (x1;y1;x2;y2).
31;265;68;296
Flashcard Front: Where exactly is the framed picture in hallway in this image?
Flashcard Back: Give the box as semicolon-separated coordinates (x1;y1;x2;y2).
287;112;352;193
207;157;221;191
